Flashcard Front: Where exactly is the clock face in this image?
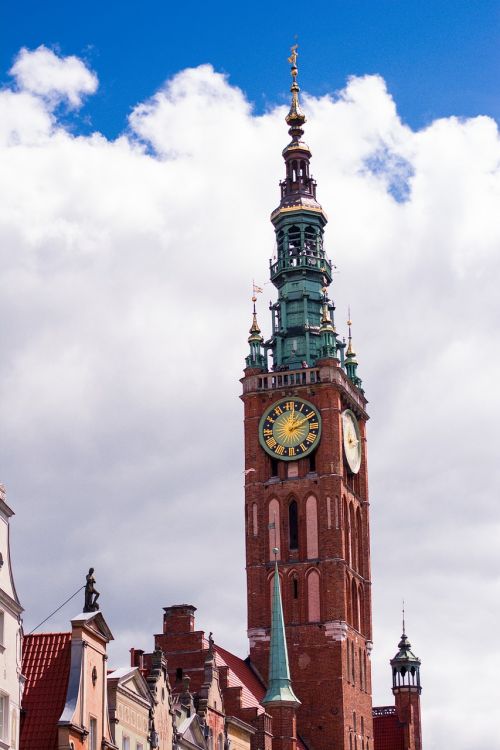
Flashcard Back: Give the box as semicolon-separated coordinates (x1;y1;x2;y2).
259;397;321;461
342;409;362;474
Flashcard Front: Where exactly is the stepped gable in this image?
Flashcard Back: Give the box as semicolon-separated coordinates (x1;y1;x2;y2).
20;632;72;750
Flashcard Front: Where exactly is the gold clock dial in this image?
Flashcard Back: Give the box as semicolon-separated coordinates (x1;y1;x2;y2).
342;409;362;474
259;397;321;461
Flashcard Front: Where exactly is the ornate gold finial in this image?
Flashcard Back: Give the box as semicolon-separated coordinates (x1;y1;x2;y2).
286;43;306;130
249;295;262;337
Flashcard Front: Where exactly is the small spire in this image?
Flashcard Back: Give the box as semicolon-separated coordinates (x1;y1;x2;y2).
262;554;301;706
345;308;362;389
346;306;355;356
246;294;266;370
402;599;406;636
286;44;306;140
249;296;262;336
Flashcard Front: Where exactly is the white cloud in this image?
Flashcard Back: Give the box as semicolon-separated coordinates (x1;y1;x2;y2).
0;54;499;750
9;45;98;108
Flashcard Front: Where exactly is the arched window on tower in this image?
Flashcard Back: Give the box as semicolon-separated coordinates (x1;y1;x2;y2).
268;499;280;560
288;500;298;550
307;569;320;622
358;584;365;634
352;578;360;631
343;498;351;565
252;503;258;537
349;504;357;570
306;495;318;559
291;574;299;600
288;225;301;256
346;574;352;625
304;225;316;255
356;508;363;576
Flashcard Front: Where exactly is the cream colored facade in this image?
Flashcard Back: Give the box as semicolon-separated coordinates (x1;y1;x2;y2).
0;485;23;750
108;668;152;750
226;717;254;750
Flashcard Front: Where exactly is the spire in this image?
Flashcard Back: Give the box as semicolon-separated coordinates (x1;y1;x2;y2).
262;550;300;706
390;612;422;694
318;287;337;360
246;295;266;370
286;44;306;141
344;308;362;389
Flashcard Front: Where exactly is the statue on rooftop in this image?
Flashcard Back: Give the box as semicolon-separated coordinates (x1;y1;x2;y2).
84;567;100;612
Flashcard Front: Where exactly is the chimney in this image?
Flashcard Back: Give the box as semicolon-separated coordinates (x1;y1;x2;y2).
163;605;197;634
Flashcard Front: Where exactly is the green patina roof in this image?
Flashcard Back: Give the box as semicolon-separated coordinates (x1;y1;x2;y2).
262;560;301;706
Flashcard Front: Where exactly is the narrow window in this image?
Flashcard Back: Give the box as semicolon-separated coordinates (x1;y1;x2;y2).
307;570;320;622
356;508;363;575
0;695;8;742
176;667;183;682
291;576;299;599
350;504;357;570
352;579;360;631
252;503;258;536
270;457;279;477
306;495;318;558
89;717;97;750
0;612;4;647
351;641;355;683
346;639;351;682
308;452;316;472
289;500;298;550
326;497;332;529
269;499;281;559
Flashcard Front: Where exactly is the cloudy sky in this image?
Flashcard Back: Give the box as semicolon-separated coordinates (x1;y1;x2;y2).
1;7;500;750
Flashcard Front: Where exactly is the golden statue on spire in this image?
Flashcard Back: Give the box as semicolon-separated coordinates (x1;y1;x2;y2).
288;44;298;68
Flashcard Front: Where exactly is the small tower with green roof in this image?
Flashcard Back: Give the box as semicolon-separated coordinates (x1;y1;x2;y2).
390;612;423;750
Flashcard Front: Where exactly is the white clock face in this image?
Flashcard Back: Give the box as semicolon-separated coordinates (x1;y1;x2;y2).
342;409;362;474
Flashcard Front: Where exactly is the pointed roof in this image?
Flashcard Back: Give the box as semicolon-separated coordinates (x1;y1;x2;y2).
391;630;421;668
262;559;300;706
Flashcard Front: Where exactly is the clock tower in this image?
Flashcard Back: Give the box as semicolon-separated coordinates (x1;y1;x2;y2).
242;49;374;750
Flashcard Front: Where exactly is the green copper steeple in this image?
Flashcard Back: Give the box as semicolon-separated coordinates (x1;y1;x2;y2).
345;312;362;389
262;552;301;706
246;296;266;370
266;46;337;370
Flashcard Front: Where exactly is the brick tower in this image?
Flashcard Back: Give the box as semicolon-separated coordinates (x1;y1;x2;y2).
391;625;423;750
242;48;374;750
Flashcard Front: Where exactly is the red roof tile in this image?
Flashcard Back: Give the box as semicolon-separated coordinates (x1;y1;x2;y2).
215;645;265;710
21;632;72;750
373;708;405;750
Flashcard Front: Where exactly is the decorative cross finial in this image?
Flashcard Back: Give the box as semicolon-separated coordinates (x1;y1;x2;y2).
402;599;406;635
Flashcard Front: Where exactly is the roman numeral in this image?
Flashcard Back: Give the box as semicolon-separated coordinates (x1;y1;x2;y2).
275;445;285;455
274;406;283;415
300;443;307;452
306;433;316;444
288;447;295;456
285;401;295;411
310;422;319;429
263;428;273;436
266;437;277;448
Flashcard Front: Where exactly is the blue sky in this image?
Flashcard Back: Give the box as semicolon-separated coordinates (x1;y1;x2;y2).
2;0;500;137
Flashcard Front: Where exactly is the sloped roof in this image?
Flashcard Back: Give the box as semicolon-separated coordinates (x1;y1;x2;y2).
215;645;265;710
21;632;72;750
373;709;405;750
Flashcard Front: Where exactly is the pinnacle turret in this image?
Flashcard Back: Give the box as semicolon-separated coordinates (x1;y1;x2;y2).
345;310;362;389
245;296;266;371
